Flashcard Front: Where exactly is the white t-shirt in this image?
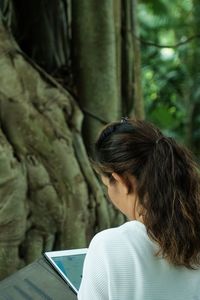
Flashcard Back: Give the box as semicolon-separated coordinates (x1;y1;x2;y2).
78;221;200;300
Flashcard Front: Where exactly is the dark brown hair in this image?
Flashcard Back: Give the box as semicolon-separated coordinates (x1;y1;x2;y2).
93;119;200;269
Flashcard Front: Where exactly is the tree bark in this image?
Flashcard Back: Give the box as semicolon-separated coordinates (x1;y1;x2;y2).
13;0;71;74
113;0;122;109
131;0;145;119
121;0;132;116
72;0;121;147
0;16;112;279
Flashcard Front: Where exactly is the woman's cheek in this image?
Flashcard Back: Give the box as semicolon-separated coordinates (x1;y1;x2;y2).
108;188;119;207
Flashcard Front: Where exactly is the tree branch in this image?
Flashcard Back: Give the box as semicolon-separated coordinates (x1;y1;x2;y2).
138;34;200;49
122;26;200;49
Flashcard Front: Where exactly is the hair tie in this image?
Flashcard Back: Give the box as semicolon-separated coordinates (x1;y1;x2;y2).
156;137;164;144
121;116;129;123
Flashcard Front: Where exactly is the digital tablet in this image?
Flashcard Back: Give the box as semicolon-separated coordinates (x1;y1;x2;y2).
44;248;87;294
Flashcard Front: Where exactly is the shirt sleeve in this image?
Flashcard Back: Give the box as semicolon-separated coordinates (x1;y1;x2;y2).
77;233;109;300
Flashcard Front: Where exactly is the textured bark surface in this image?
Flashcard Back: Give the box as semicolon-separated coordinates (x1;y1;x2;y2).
13;0;71;73
0;19;113;279
71;0;124;230
72;0;121;147
131;0;144;119
121;0;134;115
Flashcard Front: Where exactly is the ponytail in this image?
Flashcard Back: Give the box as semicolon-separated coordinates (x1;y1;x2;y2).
139;136;200;268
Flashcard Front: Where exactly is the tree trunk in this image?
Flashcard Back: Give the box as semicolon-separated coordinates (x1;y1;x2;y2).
72;0;121;148
121;0;144;119
121;0;134;116
131;0;145;119
0;16;112;279
71;0;125;228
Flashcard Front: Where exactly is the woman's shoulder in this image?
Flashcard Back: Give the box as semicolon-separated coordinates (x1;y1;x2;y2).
89;220;147;251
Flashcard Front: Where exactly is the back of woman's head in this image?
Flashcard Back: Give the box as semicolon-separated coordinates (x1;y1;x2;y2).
93;118;200;269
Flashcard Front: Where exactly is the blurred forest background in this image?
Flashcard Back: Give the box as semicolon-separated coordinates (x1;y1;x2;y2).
0;0;199;279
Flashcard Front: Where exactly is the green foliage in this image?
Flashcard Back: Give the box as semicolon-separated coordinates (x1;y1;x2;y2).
138;0;200;156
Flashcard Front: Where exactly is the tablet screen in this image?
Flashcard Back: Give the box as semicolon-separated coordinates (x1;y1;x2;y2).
44;249;87;294
52;254;86;292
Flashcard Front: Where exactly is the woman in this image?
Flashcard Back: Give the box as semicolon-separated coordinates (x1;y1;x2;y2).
78;118;200;300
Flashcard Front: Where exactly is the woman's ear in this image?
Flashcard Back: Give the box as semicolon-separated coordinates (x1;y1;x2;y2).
111;172;129;195
111;172;122;183
112;172;137;195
